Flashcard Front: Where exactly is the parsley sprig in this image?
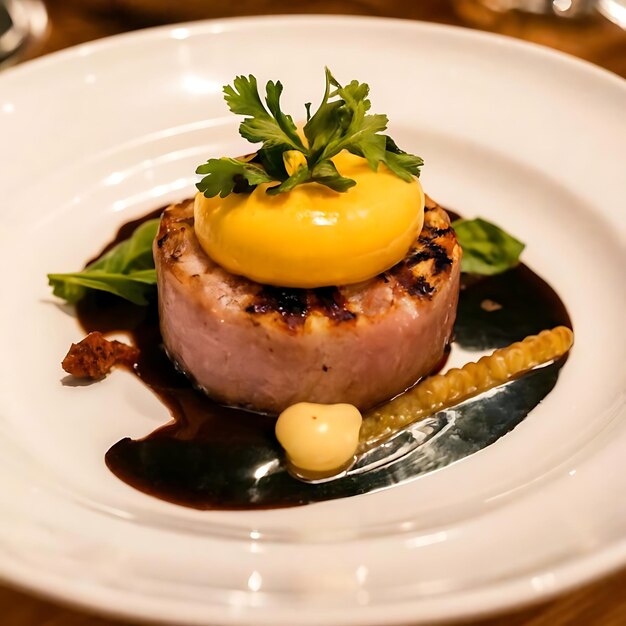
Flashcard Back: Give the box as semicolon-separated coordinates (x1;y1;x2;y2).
196;68;423;197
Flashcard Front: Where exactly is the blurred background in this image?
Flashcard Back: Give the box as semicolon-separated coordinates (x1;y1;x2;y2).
2;0;626;76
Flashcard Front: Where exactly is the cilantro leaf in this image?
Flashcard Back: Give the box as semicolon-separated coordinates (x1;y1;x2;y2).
266;164;311;196
382;135;424;181
383;151;424;181
452;218;525;275
315;71;389;168
197;68;424;197
196;157;275;198
311;160;356;192
303;67;344;161
255;147;289;180
265;80;303;149
224;75;305;151
47;219;160;305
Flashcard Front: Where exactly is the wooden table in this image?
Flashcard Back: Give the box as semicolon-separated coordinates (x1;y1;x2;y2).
5;1;626;624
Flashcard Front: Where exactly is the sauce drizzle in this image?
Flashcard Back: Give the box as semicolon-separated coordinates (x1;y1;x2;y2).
75;208;571;510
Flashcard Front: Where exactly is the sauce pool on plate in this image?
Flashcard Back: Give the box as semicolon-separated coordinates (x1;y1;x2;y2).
73;208;571;510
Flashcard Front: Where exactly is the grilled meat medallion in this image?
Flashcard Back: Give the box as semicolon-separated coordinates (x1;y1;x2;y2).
154;195;461;413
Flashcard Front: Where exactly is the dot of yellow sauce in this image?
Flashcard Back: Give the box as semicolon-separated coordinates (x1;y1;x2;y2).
275;402;363;474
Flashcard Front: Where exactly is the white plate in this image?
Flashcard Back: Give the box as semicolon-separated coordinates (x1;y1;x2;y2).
0;15;625;626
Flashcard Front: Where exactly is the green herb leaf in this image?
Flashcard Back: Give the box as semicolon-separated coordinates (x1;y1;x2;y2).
48;270;157;305
86;219;157;274
316;71;389;168
196;157;275;198
197;68;424;197
382;135;424;181
303;67;344;161
310;160;356;192
452;218;525;275
255;147;289;180
266;164;311;195
224;75;306;151
47;219;160;305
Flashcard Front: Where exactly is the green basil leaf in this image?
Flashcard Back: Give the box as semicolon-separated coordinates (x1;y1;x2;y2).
48;219;160;305
452;218;525;275
48;270;157;305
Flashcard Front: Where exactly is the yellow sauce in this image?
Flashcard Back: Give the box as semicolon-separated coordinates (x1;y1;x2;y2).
275;402;362;475
194;151;424;288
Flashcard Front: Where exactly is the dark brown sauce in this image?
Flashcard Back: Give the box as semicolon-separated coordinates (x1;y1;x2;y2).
76;208;572;510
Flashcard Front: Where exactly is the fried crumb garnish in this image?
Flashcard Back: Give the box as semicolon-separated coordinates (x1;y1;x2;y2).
481;299;503;312
62;331;139;379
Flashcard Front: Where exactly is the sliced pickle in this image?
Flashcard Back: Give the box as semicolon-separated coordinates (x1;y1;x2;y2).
358;326;574;451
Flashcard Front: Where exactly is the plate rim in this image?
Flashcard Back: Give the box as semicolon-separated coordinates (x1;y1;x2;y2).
2;13;625;91
1;13;625;626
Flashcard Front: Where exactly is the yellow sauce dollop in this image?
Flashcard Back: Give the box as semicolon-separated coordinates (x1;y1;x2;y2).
194;151;424;288
275;402;363;475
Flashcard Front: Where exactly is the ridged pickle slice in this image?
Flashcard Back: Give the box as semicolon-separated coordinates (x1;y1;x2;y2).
359;326;574;450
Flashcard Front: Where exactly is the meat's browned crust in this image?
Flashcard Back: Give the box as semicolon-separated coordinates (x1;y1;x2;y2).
156;194;460;331
62;332;139;379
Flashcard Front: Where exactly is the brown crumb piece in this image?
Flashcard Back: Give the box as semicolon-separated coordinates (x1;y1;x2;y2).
481;299;503;312
62;332;139;379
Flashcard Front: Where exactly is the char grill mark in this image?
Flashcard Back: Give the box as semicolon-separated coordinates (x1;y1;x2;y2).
246;287;309;329
406;240;452;274
311;287;357;322
385;202;455;298
422;225;453;238
394;266;435;298
246;286;357;327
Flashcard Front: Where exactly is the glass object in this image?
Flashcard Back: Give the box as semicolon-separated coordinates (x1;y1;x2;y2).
0;0;47;68
457;0;596;17
597;0;626;27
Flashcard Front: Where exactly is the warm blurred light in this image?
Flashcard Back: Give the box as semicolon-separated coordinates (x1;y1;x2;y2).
553;0;573;11
598;0;626;28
